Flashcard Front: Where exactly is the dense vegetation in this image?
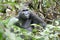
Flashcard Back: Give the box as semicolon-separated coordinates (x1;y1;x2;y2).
0;0;60;40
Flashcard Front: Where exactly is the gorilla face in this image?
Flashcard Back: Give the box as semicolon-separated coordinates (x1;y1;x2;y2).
22;11;30;18
18;9;31;20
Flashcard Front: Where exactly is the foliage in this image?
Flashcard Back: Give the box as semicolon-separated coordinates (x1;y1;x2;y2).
0;16;60;40
0;0;60;40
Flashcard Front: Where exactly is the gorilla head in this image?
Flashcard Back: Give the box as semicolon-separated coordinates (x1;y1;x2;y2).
17;9;31;20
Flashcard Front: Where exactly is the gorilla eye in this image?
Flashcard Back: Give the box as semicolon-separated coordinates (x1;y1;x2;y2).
23;9;28;11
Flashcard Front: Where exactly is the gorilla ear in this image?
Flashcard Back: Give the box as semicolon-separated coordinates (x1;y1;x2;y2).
18;10;21;13
16;11;21;19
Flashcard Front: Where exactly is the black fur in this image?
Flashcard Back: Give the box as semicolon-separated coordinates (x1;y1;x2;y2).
15;9;46;31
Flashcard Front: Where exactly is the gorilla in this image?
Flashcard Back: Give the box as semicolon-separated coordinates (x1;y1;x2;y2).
15;8;46;31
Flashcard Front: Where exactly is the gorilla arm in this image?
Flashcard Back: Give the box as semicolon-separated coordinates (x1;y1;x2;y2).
30;13;46;28
21;19;32;31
